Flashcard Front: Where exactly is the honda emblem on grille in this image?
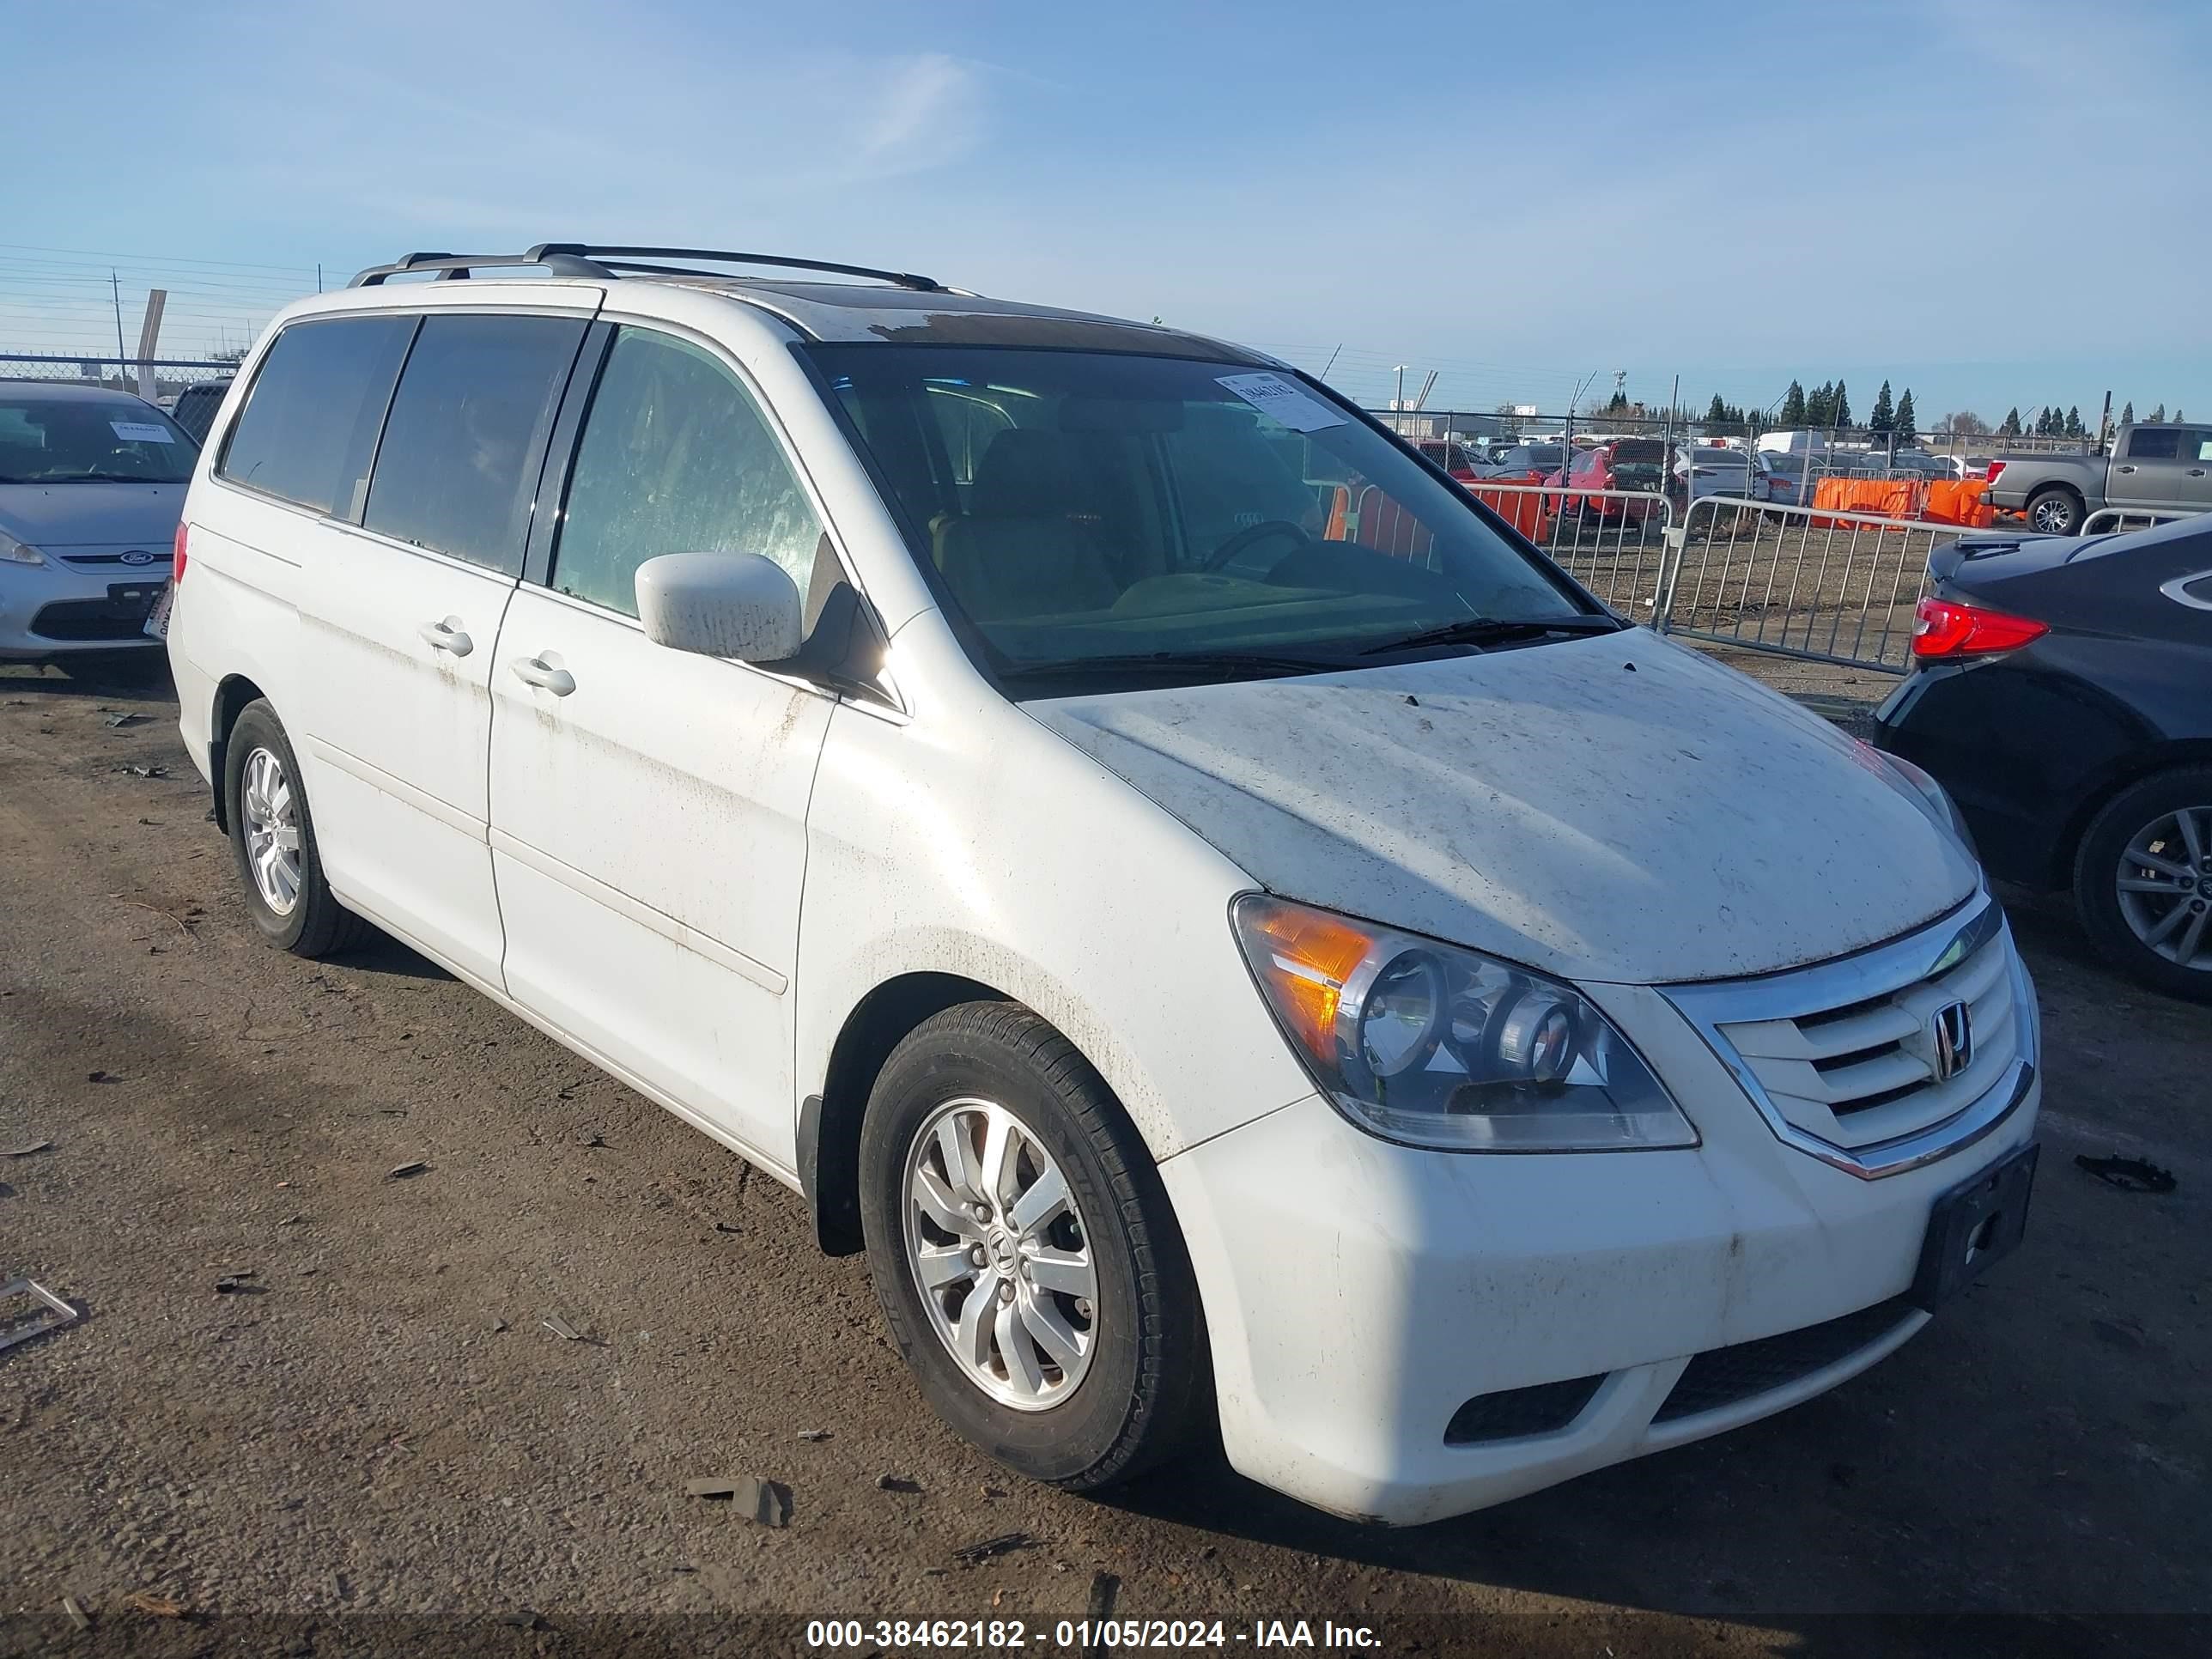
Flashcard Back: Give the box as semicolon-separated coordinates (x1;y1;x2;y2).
1930;1000;1973;1083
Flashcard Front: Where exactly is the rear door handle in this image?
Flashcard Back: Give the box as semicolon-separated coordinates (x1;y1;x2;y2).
510;653;575;696
418;617;473;656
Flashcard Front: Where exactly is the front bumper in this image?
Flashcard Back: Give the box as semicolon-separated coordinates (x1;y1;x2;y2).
1160;965;2039;1526
0;551;169;658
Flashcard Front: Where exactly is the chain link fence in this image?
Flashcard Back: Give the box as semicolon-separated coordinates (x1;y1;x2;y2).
0;351;237;401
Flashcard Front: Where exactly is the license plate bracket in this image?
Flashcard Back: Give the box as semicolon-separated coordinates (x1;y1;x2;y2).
1911;1140;2038;1311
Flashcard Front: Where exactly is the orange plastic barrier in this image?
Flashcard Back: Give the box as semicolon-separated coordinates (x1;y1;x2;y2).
1809;477;1923;527
1468;472;1552;541
1922;479;1996;529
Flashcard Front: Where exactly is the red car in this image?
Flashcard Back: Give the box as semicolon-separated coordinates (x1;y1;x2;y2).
1544;439;1666;520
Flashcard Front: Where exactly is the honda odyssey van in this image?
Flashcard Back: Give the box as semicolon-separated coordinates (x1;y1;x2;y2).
164;245;2040;1524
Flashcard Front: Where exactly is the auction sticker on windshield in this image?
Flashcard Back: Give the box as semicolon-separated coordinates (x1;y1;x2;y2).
110;421;175;443
1215;372;1345;433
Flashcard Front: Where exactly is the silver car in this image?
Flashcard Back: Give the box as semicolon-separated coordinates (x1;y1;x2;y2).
1;383;193;660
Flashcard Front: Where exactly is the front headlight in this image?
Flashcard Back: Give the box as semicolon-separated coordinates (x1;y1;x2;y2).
1231;895;1697;1152
0;532;46;567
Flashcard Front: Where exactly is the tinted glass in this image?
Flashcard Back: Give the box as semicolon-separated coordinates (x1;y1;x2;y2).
554;327;827;622
169;381;229;444
217;316;414;513
2127;428;2182;459
817;344;1583;690
364;314;586;574
0;394;196;484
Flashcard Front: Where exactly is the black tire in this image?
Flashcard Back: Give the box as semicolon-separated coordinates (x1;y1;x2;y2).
2026;485;2084;537
222;699;369;958
2072;766;2212;1003
858;1001;1209;1492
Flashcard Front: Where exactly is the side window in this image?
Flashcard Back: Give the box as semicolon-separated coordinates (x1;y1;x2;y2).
362;314;586;575
551;327;830;623
2127;428;2182;459
217;316;414;514
2195;435;2212;463
925;386;1015;489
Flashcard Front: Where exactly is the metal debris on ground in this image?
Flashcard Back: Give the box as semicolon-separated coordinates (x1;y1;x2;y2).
3;1139;51;1158
277;1213;304;1227
102;712;146;728
575;1131;606;1147
797;1428;831;1442
118;763;168;778
0;1278;82;1356
214;1271;261;1295
877;1474;921;1493
87;1070;117;1083
951;1532;1032;1566
2074;1153;2178;1194
121;1589;189;1619
541;1315;586;1341
686;1474;793;1527
63;1595;91;1632
386;1160;428;1180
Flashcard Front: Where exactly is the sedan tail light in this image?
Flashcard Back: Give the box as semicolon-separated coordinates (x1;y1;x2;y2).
1984;460;2006;484
1913;594;2049;659
173;521;189;581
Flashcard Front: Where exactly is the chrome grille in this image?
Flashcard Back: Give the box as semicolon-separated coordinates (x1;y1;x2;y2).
1666;895;2037;1178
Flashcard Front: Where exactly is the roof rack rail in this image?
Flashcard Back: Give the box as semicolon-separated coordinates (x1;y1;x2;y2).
348;245;946;292
527;244;945;293
349;250;614;286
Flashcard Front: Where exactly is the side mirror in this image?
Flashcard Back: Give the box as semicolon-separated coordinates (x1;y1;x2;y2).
635;552;803;663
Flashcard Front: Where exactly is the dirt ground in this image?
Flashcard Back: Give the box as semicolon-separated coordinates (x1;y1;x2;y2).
2;651;2206;1659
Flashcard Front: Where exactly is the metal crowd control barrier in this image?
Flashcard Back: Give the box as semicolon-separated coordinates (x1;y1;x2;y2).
2081;507;2199;537
1651;495;1970;673
1471;484;1674;617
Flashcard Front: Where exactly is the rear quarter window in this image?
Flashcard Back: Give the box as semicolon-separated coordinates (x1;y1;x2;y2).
217;316;416;514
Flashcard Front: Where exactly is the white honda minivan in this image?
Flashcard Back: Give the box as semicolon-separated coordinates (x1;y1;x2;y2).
165;245;2040;1525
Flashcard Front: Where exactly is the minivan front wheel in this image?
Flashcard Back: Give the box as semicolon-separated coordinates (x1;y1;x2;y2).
222;700;368;957
859;1002;1208;1491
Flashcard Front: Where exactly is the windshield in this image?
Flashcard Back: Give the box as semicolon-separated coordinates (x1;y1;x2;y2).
0;395;196;484
813;347;1592;691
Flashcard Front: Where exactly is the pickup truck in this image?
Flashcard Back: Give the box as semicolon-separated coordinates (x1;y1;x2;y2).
1985;422;2212;534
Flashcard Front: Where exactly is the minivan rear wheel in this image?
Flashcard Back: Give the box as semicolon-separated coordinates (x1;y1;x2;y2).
223;700;368;958
2073;767;2212;1003
858;1002;1209;1491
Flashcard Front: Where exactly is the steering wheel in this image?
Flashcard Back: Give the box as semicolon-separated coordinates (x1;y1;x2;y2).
1200;519;1310;574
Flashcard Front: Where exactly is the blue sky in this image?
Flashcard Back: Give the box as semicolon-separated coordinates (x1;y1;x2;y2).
12;0;2210;425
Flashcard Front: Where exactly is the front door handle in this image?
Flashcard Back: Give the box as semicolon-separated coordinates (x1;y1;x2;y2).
510;653;575;696
2117;465;2137;473
2191;468;2207;477
418;617;474;656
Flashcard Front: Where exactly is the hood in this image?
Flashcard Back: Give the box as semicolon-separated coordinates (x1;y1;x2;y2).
0;482;185;549
1027;632;1978;984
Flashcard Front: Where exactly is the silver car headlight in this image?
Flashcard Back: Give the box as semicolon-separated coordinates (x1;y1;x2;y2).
1231;895;1697;1152
0;531;47;567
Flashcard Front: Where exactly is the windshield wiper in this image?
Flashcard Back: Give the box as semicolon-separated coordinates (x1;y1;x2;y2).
64;472;171;484
1358;613;1620;656
1000;648;1355;684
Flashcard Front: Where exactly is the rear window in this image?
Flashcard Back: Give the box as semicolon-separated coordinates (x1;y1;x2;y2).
169;381;232;444
219;317;415;514
1610;440;1663;465
362;314;586;574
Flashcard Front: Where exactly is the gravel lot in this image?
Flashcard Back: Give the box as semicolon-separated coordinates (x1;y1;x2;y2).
3;651;2206;1658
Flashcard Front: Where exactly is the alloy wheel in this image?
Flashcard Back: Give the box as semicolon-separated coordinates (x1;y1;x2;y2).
240;746;303;916
2115;805;2212;971
902;1097;1097;1411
